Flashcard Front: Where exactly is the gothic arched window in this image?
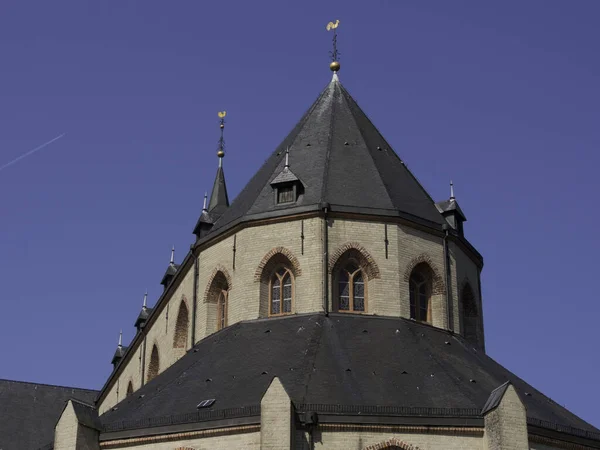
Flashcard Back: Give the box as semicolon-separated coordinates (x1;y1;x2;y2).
217;289;228;330
269;267;293;316
337;263;365;312
173;299;189;349
147;344;160;382
409;264;432;323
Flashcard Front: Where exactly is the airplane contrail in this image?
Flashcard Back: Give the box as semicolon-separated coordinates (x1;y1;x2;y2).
0;133;66;173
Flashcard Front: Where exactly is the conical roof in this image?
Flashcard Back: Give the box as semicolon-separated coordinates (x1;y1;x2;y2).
206;75;444;236
208;166;229;216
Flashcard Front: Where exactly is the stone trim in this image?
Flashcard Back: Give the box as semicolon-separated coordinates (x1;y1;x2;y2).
203;265;232;303
403;254;445;295
329;242;381;280
254;247;302;281
362;437;421;450
100;424;260;447
318;424;483;436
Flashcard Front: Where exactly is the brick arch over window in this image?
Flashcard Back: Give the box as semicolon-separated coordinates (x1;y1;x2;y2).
205;267;231;335
254;247;301;282
329;242;380;280
363;437;421;450
403;254;445;295
461;279;479;344
173;297;189;349
256;248;300;317
147;344;159;383
203;265;232;303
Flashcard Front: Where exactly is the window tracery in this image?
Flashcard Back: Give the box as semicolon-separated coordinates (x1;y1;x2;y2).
269;267;293;316
337;263;365;312
409;264;433;323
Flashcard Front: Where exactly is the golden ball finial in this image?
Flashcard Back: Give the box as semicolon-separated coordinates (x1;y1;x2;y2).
217;150;225;158
330;61;340;72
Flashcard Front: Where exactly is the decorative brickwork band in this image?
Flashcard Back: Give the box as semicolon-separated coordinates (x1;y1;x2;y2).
254;247;302;281
329;242;381;280
403;254;445;295
203;266;232;303
362;437;421;450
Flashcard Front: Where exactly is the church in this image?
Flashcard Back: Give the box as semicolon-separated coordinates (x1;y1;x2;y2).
2;26;599;450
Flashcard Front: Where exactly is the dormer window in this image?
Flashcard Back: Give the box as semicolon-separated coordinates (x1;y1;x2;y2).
277;184;295;204
271;147;303;205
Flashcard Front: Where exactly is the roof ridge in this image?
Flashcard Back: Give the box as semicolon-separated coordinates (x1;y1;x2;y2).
320;80;337;204
0;378;98;392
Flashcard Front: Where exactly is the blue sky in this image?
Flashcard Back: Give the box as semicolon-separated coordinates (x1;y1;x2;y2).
1;1;598;427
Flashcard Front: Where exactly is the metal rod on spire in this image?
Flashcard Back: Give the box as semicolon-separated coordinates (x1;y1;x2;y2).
450;180;455;200
284;147;290;170
326;20;341;73
217;111;226;166
170;246;175;264
118;330;122;347
202;191;208;211
143;290;147;308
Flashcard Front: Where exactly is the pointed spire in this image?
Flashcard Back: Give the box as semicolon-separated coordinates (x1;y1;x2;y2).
202;192;208;212
142;290;148;309
208;111;230;214
450;180;455;201
170;246;175;264
118;330;123;348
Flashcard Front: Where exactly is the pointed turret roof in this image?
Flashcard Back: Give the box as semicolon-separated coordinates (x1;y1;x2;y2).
208;165;229;216
204;75;445;237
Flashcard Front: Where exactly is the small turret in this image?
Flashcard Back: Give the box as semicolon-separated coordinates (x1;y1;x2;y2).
134;290;153;331
436;181;467;235
160;246;179;290
111;330;128;369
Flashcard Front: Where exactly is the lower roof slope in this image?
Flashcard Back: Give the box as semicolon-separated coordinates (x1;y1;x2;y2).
100;314;598;437
0;379;98;450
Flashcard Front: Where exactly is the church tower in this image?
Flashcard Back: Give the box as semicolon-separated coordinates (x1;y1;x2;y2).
51;22;600;450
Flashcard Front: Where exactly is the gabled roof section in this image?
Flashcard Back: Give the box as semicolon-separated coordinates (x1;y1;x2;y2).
0;379;98;450
481;381;511;415
436;198;467;221
204;76;445;236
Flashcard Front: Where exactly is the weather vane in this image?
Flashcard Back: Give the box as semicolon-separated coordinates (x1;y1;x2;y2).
326;19;341;72
217;111;226;160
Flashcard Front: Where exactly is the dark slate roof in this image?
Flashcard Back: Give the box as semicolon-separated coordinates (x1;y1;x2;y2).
71;399;102;431
208;165;229;217
111;345;128;366
134;306;153;329
160;263;179;285
0;379;98;450
271;167;300;185
436;198;467;221
481;380;511;415
204;76;445;236
99;314;599;436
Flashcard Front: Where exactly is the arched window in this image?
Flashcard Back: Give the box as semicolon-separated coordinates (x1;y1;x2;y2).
173;300;189;349
409;263;433;323
206;270;230;334
126;381;133;397
269;267;293;316
147;344;160;382
337;263;365;312
217;289;228;330
462;283;479;343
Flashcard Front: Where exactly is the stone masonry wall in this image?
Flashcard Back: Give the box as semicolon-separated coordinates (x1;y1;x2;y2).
105;431;260;450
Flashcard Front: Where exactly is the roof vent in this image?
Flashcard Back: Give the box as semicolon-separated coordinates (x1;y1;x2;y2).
205;378;212;382
525;392;532;397
401;370;408;374
197;399;216;409
445;341;451;345
264;329;271;333
262;371;268;375
469;379;477;383
362;329;368;333
138;394;145;399
345;368;351;372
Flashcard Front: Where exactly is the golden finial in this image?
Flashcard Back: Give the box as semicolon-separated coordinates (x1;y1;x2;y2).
217;111;226;159
326;19;341;72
